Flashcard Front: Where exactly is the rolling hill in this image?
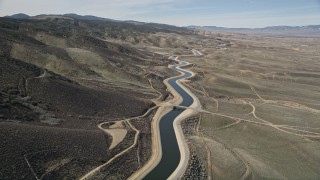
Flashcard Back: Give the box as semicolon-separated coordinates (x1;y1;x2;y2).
0;13;194;179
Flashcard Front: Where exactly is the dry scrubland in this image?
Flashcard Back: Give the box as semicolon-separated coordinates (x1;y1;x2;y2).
0;17;182;179
1;16;320;179
181;33;320;179
0;16;205;179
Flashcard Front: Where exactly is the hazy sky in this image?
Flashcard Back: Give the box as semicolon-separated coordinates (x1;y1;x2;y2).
0;0;320;27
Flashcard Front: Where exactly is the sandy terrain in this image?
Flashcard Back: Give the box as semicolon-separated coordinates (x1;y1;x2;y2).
99;122;127;150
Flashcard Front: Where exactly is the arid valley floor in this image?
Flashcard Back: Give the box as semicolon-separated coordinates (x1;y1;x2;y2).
181;33;320;179
0;15;320;179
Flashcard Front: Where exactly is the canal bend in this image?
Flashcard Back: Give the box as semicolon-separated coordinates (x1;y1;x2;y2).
144;57;194;180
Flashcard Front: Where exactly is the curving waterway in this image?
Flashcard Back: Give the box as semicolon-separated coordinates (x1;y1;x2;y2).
144;57;194;180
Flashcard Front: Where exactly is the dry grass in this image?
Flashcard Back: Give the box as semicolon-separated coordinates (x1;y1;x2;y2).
179;34;320;179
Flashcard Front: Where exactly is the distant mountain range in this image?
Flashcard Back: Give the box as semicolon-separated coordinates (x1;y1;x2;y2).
5;13;118;22
188;25;320;36
4;13;320;36
4;13;190;34
5;13;30;19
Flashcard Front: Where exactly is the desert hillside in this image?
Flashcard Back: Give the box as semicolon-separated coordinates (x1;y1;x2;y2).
1;14;320;179
0;15;192;179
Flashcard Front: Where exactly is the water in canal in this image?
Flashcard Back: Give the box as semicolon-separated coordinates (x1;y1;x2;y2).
144;61;194;180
